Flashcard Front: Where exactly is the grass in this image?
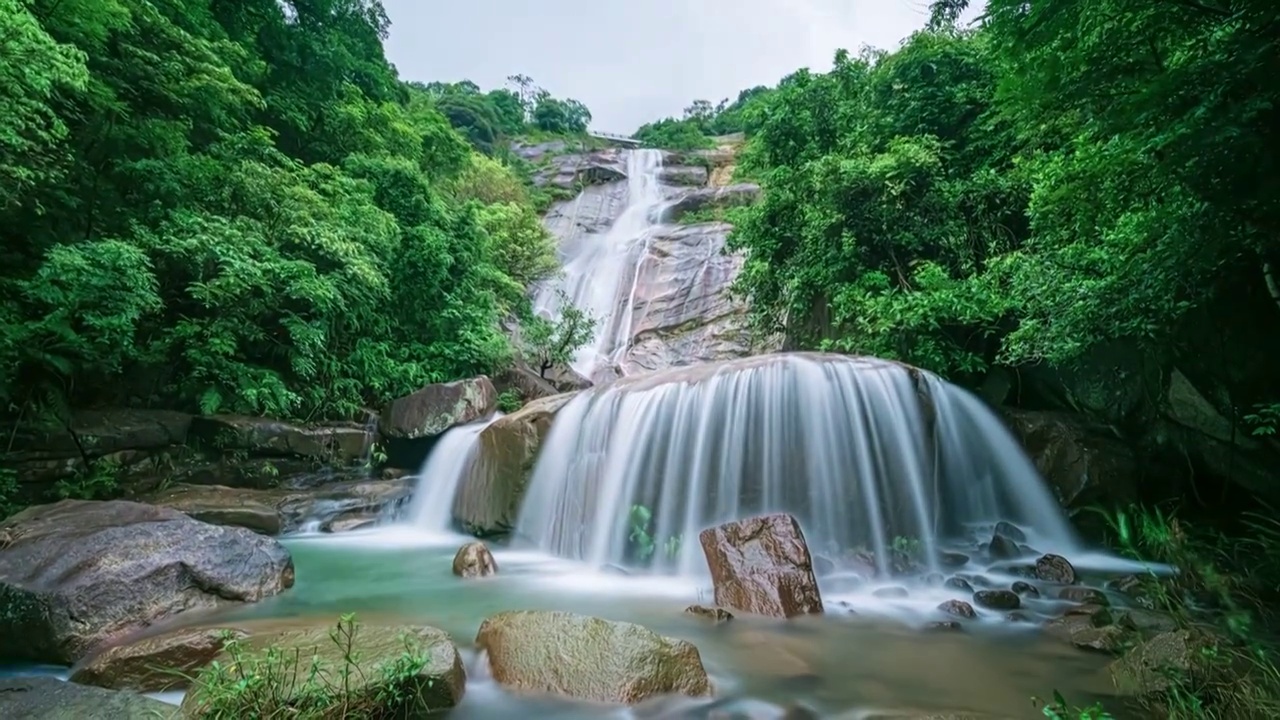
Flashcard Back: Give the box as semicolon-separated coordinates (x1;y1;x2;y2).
182;614;439;719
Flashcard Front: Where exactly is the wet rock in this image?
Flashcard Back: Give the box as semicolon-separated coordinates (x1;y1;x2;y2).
658;165;709;186
685;605;734;622
993;521;1027;543
988;533;1021;560
699;512;823;619
454;392;578;535
1006;612;1031;623
188;414;370;464
532;150;628;189
0;676;176;719
380;375;497;440
924;572;946;586
996;564;1038;579
812;555;837;576
665;183;760;221
71;626;246;691
182;621;466;716
939;551;969;567
476;610;710;704
873;586;909;599
1109;629;1219;695
973;590;1021;611
1034;554;1077;584
1001;409;1139;511
938;600;976;619
148;485;282;534
926;621;965;633
147;478;411;535
945;577;974;593
321;515;376;533
1115;607;1179;634
1059;587;1110;605
1011;581;1041;597
452;541;498;578
0;500;294;665
1044;611;1127;652
1062;603;1114;624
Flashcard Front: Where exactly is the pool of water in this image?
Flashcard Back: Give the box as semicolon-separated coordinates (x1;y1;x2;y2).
146;527;1125;719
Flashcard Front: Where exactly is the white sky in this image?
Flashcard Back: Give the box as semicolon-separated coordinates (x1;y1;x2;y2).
382;1;983;133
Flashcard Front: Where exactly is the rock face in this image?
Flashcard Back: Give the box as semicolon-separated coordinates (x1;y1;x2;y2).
0;676;176;719
698;513;824;618
181;622;466;716
381;375;497;440
475;610;711;704
658;165;709;186
612;222;762;376
1001;409;1140;511
0;500;294;665
664;183;761;221
188;414;370;464
452;541;498;578
71;626;247;691
453;392;577;535
531;149;627;189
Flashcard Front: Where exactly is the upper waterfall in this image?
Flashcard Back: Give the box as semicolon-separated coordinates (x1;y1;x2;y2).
513;353;1080;579
533;148;667;382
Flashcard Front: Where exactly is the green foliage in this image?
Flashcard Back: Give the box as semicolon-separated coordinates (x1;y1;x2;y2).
634;88;773;148
184;614;439;719
0;468;20;521
1034;691;1113;720
0;1;566;422
53;457;120;501
495;389;523;413
723;5;1279;389
519;292;596;379
419;76;592;151
625;503;682;565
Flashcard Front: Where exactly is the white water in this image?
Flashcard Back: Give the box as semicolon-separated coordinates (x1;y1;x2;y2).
514;353;1083;587
533;148;667;381
400;414;502;537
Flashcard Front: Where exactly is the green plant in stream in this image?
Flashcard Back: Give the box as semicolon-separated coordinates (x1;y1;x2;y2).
185;614;435;719
1094;504;1280;719
1033;691;1113;720
628;504;656;562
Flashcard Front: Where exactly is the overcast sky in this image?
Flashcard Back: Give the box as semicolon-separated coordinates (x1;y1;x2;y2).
382;1;980;133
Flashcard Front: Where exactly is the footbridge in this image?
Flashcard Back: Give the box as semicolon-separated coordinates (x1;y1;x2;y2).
588;130;641;147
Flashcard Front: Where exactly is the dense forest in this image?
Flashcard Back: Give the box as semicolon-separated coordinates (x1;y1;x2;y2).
0;0;590;424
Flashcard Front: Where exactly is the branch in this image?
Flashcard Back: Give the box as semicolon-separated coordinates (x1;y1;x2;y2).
1263;260;1280;313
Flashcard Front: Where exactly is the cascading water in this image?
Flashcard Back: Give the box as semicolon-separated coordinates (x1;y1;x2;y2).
513;353;1080;581
533;148;667;381
400;414;502;537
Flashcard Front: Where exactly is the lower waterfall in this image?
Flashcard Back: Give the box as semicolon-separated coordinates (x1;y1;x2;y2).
401;413;501;536
513;353;1079;578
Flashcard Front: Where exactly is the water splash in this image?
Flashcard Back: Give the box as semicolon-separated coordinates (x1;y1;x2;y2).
533;149;667;381
401;414;502;536
513;353;1080;580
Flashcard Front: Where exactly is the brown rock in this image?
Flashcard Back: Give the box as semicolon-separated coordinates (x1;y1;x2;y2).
938;600;976;619
188;414;371;464
698;513;823;618
927;621;964;632
1059;587;1110;605
1044;613;1127;653
71;627;246;691
1001;409;1139;509
454;392;577;535
1011;581;1040;597
476;610;711;704
973;590;1021;610
380;376;497;440
452;541;498;578
0;676;177;719
1035;554;1077;584
945;577;974;593
685;605;734;622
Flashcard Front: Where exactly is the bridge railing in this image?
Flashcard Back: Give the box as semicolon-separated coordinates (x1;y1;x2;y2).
588;130;640;144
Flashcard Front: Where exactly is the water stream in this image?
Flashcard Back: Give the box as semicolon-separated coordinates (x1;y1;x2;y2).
533;149;667;381
397;413;502;538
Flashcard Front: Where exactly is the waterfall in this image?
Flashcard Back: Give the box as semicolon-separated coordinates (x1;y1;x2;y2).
513;353;1079;578
533;148;667;381
402;414;502;535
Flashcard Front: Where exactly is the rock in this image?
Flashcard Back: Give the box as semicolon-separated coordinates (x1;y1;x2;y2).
532;150;628;189
380;376;497;440
873;586;910;599
71;626;246;692
993;521;1027;543
1011;581;1041;597
658;165;709;186
812;555;837;576
944;577;974;593
452;541;498;578
148;485;282;534
454;392;577;535
1044;612;1127;652
698;513;823;619
938;600;976;619
988;534;1021;560
475;610;711;704
1001;409;1140;511
322;515;376;533
0;676;176;719
972;590;1021;610
1006;612;1031;623
1114;607;1179;634
1059;587;1110;605
927;621;964;632
1109;629;1218;695
939;552;969;567
0;500;293;665
188;415;369;464
1035;554;1077;584
665;184;760;221
182;621;466;716
685;605;734;622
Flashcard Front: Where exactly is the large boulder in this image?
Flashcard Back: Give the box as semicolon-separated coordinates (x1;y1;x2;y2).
475;610;711;704
698;513;824;619
1001;409;1140;511
188;415;370;464
380;376;497;440
532;150;628;190
664;183;760;221
71;626;247;692
0;500;294;665
181;621;466;716
453;392;578;535
658;165;709;186
0;676;176;719
452;541;498;578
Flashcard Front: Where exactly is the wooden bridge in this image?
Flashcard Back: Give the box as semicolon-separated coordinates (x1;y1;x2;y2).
588;130;641;147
